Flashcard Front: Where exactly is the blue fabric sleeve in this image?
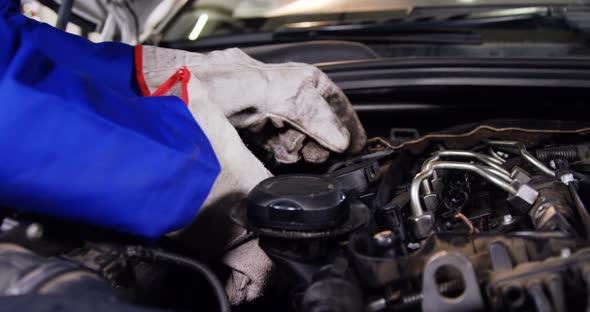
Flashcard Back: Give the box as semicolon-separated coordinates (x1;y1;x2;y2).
1;0;140;97
0;0;221;239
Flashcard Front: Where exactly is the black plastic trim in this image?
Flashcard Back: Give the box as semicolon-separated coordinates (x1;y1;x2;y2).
318;58;590;90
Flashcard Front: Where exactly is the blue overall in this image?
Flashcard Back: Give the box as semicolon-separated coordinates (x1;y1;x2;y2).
0;0;220;239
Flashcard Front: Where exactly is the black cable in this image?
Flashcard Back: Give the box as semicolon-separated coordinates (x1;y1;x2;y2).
126;246;231;312
56;0;75;30
327;149;394;173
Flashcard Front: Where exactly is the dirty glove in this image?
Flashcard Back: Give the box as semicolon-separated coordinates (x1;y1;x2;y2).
137;45;366;164
154;71;274;304
186;76;273;305
134;45;367;304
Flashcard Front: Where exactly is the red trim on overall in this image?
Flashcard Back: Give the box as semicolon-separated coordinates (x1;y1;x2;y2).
134;45;190;105
151;66;191;105
180;68;190;104
134;45;151;96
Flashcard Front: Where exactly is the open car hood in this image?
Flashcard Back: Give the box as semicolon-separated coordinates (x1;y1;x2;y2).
46;0;587;44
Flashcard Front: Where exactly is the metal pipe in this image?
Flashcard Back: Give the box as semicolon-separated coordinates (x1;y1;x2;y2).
421;155;440;194
422;179;433;194
433;162;517;193
411;170;435;217
422;151;511;178
489;141;556;177
421;155;441;172
415;151;513;216
437;150;509;173
421;151;504;168
489;147;507;163
411;161;517;217
484;167;513;183
422;155;512;183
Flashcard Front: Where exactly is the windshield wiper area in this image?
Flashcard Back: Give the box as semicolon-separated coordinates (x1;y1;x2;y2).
273;5;590;46
272;28;482;45
164;5;590;51
271;6;555;44
165;27;482;51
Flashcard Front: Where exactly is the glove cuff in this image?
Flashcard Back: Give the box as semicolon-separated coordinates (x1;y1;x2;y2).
134;45;191;104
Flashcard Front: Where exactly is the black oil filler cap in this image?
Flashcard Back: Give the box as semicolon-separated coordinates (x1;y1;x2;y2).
246;175;349;231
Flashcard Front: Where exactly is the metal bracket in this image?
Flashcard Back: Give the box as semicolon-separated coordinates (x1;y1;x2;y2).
422;252;484;312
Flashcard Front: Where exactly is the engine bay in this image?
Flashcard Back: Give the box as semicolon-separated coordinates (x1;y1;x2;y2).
2;120;590;312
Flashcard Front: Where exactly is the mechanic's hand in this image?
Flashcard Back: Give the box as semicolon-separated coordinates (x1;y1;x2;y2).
138;46;366;164
161;73;273;304
135;45;367;304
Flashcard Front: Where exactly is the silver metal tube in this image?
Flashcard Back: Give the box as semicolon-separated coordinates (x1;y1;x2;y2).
411;170;434;217
422;151;509;175
421;155;440;172
483;167;513;183
411;161;518;217
489;147;506;163
431;162;517;194
489;141;556;177
420;155;440;194
437;150;509;175
422;180;433;194
414;151;513;216
440;150;504;165
421;153;512;183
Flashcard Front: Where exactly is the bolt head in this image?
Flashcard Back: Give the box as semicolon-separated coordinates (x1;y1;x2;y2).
507;184;539;215
560;173;575;186
561;248;572;258
510;167;532;188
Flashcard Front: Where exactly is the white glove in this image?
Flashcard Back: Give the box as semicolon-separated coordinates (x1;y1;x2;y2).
138;45;366;164
135;45;367;304
162;73;273;304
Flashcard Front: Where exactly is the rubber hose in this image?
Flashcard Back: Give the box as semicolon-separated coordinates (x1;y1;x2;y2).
127;247;231;312
535;146;579;162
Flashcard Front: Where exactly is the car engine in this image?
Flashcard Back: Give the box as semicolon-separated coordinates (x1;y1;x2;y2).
1;121;590;312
